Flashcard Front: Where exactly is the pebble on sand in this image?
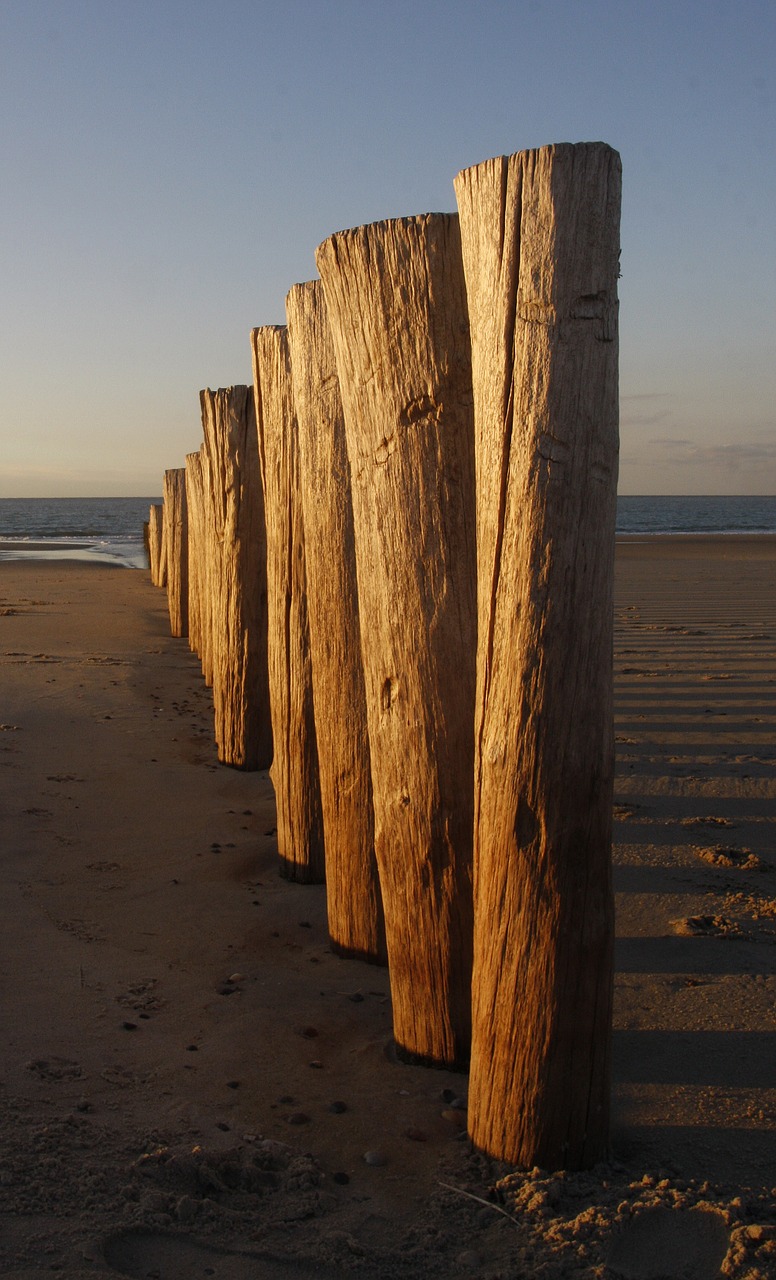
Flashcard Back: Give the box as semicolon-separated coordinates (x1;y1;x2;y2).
441;1109;467;1128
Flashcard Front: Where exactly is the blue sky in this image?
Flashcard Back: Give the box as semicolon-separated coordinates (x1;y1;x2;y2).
1;0;774;496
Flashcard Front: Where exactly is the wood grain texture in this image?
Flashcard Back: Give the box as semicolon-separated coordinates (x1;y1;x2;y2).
148;503;165;588
454;142;621;1168
199;387;271;770
162;468;188;639
286;280;386;962
251;326;325;881
316;214;477;1067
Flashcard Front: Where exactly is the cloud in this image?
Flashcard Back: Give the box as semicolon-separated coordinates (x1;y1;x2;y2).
620;393;672;428
647;438;776;470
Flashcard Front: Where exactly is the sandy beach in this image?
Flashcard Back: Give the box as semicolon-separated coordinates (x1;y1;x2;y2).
1;540;774;1279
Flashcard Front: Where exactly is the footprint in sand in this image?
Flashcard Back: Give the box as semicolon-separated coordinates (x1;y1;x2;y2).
26;1056;82;1081
102;1230;337;1279
680;816;737;830
694;846;764;871
613;803;644;821
606;1205;729;1279
671;915;746;938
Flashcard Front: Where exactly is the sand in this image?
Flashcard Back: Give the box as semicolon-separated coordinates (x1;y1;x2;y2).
0;540;774;1279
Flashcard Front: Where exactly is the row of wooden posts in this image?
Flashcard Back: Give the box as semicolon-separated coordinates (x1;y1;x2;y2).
146;143;621;1172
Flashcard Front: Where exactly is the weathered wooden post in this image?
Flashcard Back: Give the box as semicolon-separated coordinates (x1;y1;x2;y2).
251;326;325;881
185;451;205;662
286;280;386;961
163;468;188;638
198;386;272;770
194;438;216;689
148;503;165;587
316;214;477;1067
454;142;621;1169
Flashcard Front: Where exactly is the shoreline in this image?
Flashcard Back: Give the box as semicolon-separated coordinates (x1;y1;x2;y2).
1;530;775;575
2;530;776;558
616;532;776;545
0;547;774;1276
0;547;147;569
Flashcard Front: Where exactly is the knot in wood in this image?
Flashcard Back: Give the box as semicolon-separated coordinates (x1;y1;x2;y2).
399;395;442;430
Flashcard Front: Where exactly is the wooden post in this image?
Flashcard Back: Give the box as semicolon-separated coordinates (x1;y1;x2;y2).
194;438;215;689
316;214;477;1067
163;468;188;638
286;280;386;962
198;386;272;771
148;503;165;587
454;142;621;1169
251;326;325;882
185;451;205;662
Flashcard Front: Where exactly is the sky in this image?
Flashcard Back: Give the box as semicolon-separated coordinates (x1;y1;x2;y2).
1;0;774;497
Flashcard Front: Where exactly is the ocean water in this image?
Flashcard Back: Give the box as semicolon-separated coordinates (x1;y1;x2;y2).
0;495;774;569
0;497;159;568
617;495;776;535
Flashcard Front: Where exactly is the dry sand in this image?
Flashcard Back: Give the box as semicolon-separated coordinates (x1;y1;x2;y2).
0;539;774;1279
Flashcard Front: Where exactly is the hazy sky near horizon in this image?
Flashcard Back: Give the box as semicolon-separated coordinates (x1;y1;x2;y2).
1;0;774;498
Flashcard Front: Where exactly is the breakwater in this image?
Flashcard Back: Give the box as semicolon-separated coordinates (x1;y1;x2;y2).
147;142;621;1170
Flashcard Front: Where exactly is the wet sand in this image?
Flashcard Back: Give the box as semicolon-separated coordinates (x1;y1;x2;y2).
0;542;94;552
0;542;774;1278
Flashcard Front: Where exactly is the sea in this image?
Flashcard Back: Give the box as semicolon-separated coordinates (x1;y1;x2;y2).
616;494;776;536
0;497;160;568
0;495;775;568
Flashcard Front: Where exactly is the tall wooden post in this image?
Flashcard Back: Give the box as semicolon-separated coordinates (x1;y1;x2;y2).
316;214;477;1067
185;451;205;662
163;468;188;639
198;386;272;771
251;326;325;882
194;438;215;689
454;142;621;1168
286;280;386;962
148;503;165;587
